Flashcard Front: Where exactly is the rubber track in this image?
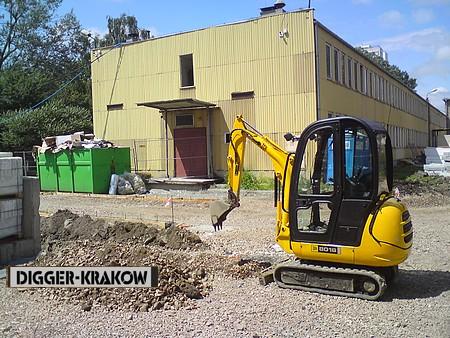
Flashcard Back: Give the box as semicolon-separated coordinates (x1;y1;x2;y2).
273;261;387;301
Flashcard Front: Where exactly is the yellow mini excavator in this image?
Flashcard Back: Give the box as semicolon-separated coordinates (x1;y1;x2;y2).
210;116;413;300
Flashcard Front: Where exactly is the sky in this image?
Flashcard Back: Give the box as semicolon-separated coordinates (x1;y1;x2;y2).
58;0;450;112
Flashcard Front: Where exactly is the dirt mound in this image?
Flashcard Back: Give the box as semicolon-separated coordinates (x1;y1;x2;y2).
41;210;202;250
32;242;210;312
32;210;268;312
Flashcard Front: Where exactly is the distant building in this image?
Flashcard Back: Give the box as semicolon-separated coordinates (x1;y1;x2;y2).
360;45;389;62
91;6;447;178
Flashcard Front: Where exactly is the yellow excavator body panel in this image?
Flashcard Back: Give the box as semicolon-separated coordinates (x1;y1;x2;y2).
282;198;412;267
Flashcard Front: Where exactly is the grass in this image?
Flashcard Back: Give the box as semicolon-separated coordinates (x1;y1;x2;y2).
239;171;275;190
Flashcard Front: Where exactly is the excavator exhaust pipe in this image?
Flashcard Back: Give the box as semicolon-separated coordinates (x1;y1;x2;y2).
209;190;239;231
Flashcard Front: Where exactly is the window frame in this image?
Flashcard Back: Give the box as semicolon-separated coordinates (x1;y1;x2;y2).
179;53;195;88
326;44;332;80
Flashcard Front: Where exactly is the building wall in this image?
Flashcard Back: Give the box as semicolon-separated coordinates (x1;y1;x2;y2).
91;9;317;176
316;24;447;160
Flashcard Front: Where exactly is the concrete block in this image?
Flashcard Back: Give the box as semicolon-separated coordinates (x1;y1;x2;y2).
0;198;22;239
22;177;41;253
0;239;37;267
0;157;23;196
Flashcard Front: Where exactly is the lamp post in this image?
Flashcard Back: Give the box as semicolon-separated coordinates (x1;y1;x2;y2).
426;88;439;147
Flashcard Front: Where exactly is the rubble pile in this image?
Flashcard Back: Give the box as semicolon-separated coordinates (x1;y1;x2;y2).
32;241;210;312
29;210;271;312
32;210;207;311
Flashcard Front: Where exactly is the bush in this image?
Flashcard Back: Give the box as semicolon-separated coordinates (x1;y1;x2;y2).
240;170;274;190
0;99;92;151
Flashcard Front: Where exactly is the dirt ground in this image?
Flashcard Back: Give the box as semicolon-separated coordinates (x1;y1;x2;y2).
1;191;449;337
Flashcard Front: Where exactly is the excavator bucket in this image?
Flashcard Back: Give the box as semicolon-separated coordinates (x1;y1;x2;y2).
209;190;239;231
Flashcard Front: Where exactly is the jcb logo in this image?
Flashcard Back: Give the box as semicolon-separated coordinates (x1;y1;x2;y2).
312;245;341;254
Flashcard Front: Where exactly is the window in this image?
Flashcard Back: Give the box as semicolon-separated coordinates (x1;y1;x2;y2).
369;72;373;97
360;65;365;94
341;53;346;84
354;61;358;91
394;86;398;108
334;48;340;82
377;134;389;194
231;91;254;100
326;44;332;79
380;78;384;102
374;74;378;99
386;81;392;104
365;68;369;95
344;127;373;199
175;114;194;127
297;128;335;233
107;103;123;111
384;80;388;103
347;58;352;88
180;54;194;87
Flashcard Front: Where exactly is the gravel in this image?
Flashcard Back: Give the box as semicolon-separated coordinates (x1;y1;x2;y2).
1;192;449;337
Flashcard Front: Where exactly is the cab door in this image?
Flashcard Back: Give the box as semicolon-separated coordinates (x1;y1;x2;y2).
289;118;377;246
289;121;342;244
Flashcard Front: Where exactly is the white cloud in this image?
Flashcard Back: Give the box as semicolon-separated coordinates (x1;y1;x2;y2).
352;0;372;4
426;91;449;113
367;27;450;53
368;28;450;91
378;10;405;28
436;46;450;60
415;61;450;78
409;0;450;5
83;27;109;38
412;8;434;24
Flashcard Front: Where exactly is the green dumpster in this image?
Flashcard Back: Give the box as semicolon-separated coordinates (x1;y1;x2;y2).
72;147;131;193
38;147;131;194
56;151;75;192
37;152;58;191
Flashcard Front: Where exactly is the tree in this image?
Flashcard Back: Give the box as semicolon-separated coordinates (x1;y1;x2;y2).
100;14;151;47
0;6;92;113
22;11;92;108
356;47;417;91
0;66;52;111
0;99;93;150
0;0;61;70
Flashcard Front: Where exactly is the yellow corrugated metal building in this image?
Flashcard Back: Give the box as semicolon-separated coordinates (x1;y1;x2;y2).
91;8;447;178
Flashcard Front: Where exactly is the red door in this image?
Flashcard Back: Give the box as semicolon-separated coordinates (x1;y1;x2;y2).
174;127;207;177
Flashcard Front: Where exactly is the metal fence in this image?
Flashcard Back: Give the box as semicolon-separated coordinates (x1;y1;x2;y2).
13;151;37;177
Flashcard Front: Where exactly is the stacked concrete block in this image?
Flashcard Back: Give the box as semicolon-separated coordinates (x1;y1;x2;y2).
0;152;13;158
0;157;23;240
0;177;40;266
424;147;450;177
0;157;23;196
0;199;22;238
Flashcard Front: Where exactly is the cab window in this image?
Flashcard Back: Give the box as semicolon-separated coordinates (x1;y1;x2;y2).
343;127;373;199
377;133;389;194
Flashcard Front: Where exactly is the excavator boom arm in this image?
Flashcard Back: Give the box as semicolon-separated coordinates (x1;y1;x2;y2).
210;115;293;230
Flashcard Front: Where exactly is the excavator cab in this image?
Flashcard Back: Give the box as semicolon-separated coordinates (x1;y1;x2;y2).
289;117;393;247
